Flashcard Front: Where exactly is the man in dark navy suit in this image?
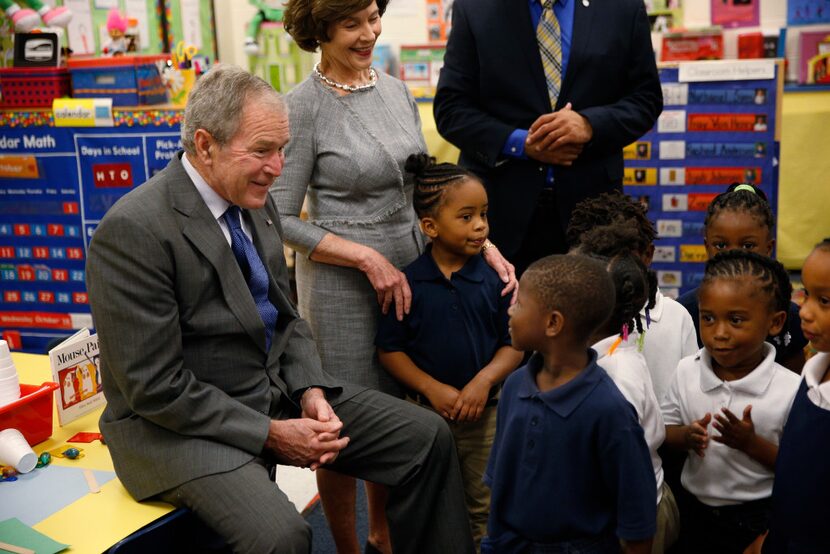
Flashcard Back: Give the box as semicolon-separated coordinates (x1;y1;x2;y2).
435;0;663;275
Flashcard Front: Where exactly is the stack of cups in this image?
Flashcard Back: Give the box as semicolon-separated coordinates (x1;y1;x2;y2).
0;340;20;408
0;428;37;473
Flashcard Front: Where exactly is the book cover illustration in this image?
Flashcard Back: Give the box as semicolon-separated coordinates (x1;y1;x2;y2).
48;328;104;426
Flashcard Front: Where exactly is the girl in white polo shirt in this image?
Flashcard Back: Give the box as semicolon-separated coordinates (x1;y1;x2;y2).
584;250;677;554
661;250;800;554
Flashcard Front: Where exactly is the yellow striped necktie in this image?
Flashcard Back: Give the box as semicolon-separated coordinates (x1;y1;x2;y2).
537;0;563;110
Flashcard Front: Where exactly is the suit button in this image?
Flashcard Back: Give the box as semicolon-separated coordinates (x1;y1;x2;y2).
538;166;544;172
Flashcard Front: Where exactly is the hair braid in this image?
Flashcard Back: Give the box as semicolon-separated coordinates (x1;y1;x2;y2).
703;183;774;237
702;249;792;315
567;190;656;256
405;153;478;218
605;251;650;336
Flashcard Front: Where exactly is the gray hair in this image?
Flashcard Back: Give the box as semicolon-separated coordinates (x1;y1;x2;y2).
181;64;286;154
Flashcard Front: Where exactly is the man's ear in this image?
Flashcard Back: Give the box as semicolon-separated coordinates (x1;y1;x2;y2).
421;217;438;239
546;310;565;338
193;129;214;166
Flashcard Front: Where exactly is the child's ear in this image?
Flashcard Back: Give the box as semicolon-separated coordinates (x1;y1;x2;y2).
644;244;655;266
765;236;776;257
421;217;438;239
768;309;787;337
545;310;565;338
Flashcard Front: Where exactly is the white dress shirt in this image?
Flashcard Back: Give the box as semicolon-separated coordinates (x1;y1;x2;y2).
594;335;666;504
661;344;800;506
181;153;253;245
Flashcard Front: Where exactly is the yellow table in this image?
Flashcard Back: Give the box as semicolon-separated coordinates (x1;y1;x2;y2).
9;352;173;553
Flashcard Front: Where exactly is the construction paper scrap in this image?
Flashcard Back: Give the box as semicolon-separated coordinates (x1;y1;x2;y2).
0;518;68;554
0;466;115;527
66;433;103;444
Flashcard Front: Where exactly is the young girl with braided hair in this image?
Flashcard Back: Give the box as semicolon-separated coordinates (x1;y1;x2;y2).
580;249;678;554
678;183;808;372
661;249;801;553
376;153;522;549
567;190;698;400
764;239;830;554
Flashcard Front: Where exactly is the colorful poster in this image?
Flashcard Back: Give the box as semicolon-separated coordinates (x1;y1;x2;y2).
624;64;779;297
0;118;181;352
711;0;760;29
788;0;830;25
687;113;768;132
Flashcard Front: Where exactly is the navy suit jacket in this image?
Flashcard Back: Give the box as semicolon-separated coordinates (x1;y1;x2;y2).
434;0;663;257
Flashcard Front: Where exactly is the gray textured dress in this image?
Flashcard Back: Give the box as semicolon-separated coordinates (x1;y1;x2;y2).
271;72;428;395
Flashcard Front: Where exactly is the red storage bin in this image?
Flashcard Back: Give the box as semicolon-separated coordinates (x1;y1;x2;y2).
0;382;59;446
0;67;71;108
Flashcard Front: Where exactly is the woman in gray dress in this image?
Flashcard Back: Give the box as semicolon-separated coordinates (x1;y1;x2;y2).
274;1;516;552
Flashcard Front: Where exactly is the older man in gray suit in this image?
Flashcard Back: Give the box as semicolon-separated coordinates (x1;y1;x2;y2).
86;65;474;554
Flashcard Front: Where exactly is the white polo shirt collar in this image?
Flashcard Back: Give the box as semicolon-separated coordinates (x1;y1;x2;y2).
697;342;777;397
803;352;830;409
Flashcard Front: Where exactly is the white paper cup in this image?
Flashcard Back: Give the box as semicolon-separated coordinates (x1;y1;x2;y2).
0;374;20;405
0;361;16;378
0;373;18;389
0;341;11;367
0;428;37;473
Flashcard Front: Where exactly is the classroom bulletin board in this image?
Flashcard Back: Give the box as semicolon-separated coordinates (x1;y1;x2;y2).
623;59;783;298
0;109;182;352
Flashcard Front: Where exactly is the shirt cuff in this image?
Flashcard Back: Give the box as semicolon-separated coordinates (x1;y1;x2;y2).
501;129;529;159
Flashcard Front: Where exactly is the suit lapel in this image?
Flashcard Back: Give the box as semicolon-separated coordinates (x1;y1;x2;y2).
168;158;267;350
506;0;555;111
558;0;595;106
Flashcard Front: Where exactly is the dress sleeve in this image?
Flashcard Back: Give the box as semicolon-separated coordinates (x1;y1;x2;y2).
270;86;329;257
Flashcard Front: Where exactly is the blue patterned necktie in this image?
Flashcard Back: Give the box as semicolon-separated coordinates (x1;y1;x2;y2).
222;206;279;351
538;0;563;110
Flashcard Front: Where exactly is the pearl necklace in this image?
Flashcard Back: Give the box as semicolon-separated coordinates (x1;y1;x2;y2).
314;62;378;92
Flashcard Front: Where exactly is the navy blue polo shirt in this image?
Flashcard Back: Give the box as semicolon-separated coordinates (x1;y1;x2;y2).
375;247;512;391
677;287;807;366
484;352;657;547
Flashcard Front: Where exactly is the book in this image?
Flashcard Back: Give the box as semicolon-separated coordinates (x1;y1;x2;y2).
738;32;765;59
661;28;724;62
48;329;104;426
798;28;830;83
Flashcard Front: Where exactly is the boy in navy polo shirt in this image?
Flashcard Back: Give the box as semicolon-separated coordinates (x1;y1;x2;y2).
483;254;656;554
377;154;523;548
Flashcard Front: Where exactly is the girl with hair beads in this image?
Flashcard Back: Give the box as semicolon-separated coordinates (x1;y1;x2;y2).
678;183;807;372
662;250;801;554
567;190;698;400
764;239;830;554
376;154;523;550
582;249;678;554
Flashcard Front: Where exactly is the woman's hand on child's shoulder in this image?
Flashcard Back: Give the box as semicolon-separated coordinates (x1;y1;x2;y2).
685;413;711;457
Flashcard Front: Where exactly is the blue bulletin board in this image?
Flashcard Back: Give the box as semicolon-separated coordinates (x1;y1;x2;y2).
623;60;782;299
0;110;182;352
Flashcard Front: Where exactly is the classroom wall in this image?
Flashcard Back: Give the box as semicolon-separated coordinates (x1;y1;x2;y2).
214;0;429;72
214;0;830;269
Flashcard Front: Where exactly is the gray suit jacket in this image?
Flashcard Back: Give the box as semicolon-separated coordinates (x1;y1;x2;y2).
86;153;343;501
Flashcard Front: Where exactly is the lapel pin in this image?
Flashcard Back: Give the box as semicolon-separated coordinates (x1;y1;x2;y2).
582;0;589;6
265;218;273;226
